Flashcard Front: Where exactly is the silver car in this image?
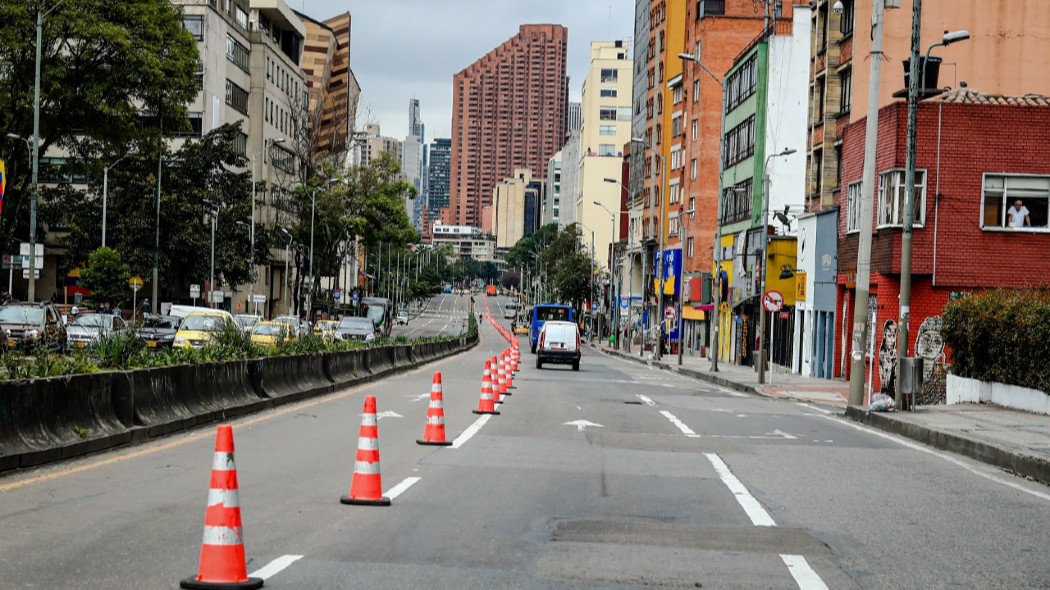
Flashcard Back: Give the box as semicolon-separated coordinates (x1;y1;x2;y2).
67;313;129;350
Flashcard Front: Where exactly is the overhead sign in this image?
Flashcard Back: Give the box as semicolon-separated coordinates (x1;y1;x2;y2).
763;290;784;312
209;290;224;303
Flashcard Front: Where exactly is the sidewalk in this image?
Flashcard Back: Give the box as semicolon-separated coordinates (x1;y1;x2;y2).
589;341;1050;485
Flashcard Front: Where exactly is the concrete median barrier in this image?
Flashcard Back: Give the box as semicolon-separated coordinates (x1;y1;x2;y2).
325;349;367;387
254;355;333;405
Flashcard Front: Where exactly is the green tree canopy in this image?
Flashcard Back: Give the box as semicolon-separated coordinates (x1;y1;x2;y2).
80;247;130;307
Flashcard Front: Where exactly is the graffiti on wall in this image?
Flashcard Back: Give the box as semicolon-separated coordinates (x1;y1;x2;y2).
914;316;945;382
878;319;898;396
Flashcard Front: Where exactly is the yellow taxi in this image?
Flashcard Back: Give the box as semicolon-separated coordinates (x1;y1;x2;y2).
172;310;235;349
250;321;296;346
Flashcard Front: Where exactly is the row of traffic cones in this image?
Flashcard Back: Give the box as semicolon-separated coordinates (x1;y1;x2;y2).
182;345;521;587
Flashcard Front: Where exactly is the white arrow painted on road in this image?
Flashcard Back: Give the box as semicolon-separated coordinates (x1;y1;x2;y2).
376;411;404;420
409;393;431;402
563;420;604;432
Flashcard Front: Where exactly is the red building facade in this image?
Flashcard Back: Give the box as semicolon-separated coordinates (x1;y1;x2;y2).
446;24;568;229
835;90;1050;392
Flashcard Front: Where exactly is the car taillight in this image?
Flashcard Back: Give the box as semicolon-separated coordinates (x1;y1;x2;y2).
576;332;580;349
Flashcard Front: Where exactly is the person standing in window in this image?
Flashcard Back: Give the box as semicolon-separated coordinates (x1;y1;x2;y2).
1007;199;1031;228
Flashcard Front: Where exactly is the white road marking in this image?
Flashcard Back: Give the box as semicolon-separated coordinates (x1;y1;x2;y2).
409;393;431;402
249;554;303;580
450;414;492;449
704;452;776;526
824;415;1050;502
385;476;421;500
795;402;833;415
563;420;604;432
636;394;656;406
660;410;696;436
771;429;798;440
780;554;830;590
375;411;403;420
704;453;830;587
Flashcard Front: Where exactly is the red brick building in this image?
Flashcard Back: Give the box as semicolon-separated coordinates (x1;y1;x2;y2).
446;24;568;229
835;89;1050;391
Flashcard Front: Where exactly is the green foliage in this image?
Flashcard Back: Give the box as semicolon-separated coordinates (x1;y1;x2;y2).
942;289;1050;393
0;348;98;380
0;0;199;249
94;328;145;369
81;248;131;307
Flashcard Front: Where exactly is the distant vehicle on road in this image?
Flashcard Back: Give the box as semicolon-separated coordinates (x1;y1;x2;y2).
529;303;574;353
334;317;376;343
137;314;179;349
250;321;296;347
503;303;519;319
535;320;581;371
173;310;235;349
360;297;393;336
67;313;129;350
485;284;497;296
233;314;261;334
0;302;67;353
395;309;410;325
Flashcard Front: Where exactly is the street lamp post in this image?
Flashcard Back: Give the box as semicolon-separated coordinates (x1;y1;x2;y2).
307;187;318;319
896;26;970;406
249;137;284;315
678;51;728;371
594;196;623;349
677;207;695;366
101;154;131;250
203;200;219;308
279;227;291;315
757;148;797;385
629;137;668;360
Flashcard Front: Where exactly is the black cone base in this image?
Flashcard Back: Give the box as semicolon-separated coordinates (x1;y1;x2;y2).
340;495;391;506
417;439;453;446
180;576;264;590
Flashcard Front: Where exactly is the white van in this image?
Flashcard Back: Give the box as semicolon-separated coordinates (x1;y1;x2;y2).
535;320;581;371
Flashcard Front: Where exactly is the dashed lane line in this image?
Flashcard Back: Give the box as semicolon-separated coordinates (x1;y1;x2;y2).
249;554;303;580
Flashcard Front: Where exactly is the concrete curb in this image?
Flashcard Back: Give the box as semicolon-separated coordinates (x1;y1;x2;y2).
589;343;762;397
845;406;1050;485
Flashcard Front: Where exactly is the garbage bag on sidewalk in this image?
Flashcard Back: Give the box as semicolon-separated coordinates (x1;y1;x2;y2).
870;393;896;412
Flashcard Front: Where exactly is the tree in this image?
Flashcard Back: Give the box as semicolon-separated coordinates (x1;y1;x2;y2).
0;0;199;251
555;251;592;311
80;247;130;307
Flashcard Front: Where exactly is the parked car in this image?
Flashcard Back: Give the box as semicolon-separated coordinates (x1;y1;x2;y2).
334;317;376;343
233;314;261;334
273;315;306;338
172;310;235;349
66;313;129;350
137;314;180;349
535;320;581;371
249;321;296;346
395;308;410;325
313;319;339;341
0;302;67;353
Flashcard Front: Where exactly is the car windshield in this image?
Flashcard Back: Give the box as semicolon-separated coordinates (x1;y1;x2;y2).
253;324;284;336
365;306;385;324
181;315;226;331
71;314;107;328
0;307;44;324
144;316;178;329
339;318;373;331
235;316;260;328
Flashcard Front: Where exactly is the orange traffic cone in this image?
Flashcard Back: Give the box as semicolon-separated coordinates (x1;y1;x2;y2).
340;395;391;506
505;357;516;390
473;360;500;415
496;356;510;397
418;372;452;446
181;425;263;590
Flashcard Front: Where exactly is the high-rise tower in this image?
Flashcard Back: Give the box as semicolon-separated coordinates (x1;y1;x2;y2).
447;24;569;229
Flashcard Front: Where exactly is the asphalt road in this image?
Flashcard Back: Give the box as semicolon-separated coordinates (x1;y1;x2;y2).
390;292;472;339
2;294;1048;588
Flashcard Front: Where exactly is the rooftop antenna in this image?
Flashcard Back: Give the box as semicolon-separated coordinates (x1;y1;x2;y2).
608;6;612;39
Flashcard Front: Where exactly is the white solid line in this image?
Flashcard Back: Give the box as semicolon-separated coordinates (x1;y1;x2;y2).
780;554;830;590
824;416;1050;502
450;414;492;449
795;402;833;415
637;394;656;406
385;476;422;500
704;453;776;527
249;554;303;580
660;410;696;436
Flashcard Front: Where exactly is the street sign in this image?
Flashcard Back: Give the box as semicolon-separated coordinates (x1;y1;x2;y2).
189;284;201;298
128;276;143;292
209;290;224;303
664;305;677;320
762;290;784;312
251;294;266;303
619;296;629;310
2;255;22;269
333;289;342;301
22;269;40;279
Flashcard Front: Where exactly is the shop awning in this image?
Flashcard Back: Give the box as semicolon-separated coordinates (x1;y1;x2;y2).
682;306;706;321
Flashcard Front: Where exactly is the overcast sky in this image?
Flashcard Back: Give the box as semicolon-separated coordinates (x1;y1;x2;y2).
301;0;634;142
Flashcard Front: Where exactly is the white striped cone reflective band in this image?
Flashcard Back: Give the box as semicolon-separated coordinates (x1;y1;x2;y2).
426;414;444;425
428;399;443;410
353;460;382;475
361;413;377;426
201;525;244;546
206;488;240;508
357;436;379;451
212;451;235;471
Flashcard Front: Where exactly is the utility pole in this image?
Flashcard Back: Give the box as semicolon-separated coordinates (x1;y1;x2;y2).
848;0;887;406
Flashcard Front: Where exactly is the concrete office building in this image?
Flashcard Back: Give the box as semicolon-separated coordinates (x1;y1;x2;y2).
491;168;542;249
423;138;452;239
351;123;403;170
568;101;583;132
447;24;569;229
543;151;563;227
577;40;633;274
559;129;581;229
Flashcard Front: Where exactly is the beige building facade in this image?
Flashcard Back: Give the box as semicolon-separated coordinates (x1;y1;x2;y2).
491;169;534;249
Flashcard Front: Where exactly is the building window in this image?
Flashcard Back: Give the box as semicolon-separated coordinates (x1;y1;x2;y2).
271;145;295;173
725;54;758;112
173;112;204;137
599;107;617;121
839;69;852;114
698;0;726;18
982;174;1050;229
839;0;855;36
687;237;694;257
690;159;697;180
721;181;752;224
235;6;249;29
617;106;631;121
598;144;617;157
877;169;927;227
691;119;698;140
599;124;617;136
846;181;861;233
693;79;700;102
600;88;618;98
230;132;248;157
227;35;250;73
225;79;249;114
723;115;756;167
183;15;204;41
671;113;683;136
600;68;618;83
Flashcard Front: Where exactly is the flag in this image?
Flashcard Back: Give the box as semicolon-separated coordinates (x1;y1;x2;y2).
0;159;5;215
